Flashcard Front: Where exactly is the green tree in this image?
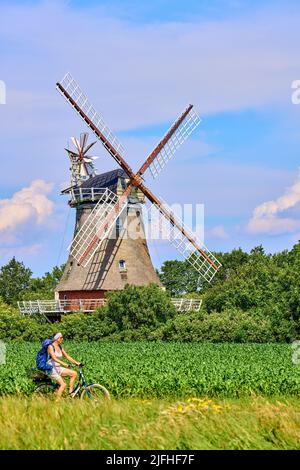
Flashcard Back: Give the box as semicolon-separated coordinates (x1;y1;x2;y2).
0;258;32;306
104;283;176;330
159;260;200;296
159;248;251;296
20;264;65;301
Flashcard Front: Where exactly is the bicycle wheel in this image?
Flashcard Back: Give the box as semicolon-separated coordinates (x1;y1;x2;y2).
34;383;57;396
80;384;110;402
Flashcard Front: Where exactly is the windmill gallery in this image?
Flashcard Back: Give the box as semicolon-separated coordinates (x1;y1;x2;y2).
18;73;221;319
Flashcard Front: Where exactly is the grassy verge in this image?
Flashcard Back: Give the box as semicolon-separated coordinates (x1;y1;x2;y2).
0;396;299;450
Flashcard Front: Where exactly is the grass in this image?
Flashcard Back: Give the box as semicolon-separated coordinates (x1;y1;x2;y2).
0;396;299;450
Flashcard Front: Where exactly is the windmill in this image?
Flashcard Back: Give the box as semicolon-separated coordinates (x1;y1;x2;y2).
55;73;221;302
65;133;98;187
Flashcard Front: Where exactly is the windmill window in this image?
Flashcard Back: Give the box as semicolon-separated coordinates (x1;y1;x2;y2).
119;260;127;272
116;217;123;236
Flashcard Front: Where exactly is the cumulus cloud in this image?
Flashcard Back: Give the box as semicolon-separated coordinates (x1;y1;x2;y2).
247;168;300;235
0;180;54;233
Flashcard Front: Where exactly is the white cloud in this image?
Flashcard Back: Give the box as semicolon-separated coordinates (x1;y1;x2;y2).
253;168;300;218
0;180;54;232
247;168;300;235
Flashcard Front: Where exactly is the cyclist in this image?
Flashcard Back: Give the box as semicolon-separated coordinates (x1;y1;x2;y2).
47;332;81;399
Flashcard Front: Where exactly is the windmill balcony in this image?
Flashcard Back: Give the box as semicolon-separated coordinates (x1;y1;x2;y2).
68;187;109;204
17;298;202;318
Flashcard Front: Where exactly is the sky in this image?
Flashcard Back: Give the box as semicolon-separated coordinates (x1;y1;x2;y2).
0;0;300;276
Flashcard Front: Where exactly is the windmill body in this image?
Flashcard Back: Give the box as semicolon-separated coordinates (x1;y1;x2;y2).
56;168;162;301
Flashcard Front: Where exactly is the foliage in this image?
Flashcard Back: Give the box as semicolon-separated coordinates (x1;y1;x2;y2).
158;242;300;339
0;299;19;316
158;260;199;296
0;260;65;306
0;342;300;398
0;258;32;306
158;247;251;296
1;242;300;343
161;309;274;343
0;304;55;342
104;284;176;329
19;265;65;301
0;306;296;345
58;284;177;341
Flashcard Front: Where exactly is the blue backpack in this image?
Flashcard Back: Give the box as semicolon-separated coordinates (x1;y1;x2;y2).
36;339;55;371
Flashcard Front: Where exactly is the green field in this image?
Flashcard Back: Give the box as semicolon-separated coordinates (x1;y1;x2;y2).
0;396;299;450
1;342;300;450
0;342;299;397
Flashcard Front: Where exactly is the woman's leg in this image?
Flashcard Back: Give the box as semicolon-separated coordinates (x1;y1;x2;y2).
61;369;78;394
55;376;66;399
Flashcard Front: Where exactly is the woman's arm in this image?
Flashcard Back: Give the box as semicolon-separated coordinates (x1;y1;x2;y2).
61;348;80;366
48;345;69;368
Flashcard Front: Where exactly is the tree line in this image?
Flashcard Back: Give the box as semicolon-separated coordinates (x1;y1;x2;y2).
0;241;299;342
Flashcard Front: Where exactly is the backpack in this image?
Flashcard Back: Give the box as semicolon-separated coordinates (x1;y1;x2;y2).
36;339;56;371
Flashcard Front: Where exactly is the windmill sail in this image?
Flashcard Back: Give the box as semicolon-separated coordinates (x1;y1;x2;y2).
56;73;131;174
80;132;88;150
148;108;201;179
151;199;221;283
69;188;128;266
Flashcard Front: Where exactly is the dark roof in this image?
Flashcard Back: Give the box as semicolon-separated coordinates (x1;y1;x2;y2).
81;169;128;193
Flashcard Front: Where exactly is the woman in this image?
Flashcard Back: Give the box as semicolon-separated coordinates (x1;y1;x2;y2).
47;332;81;399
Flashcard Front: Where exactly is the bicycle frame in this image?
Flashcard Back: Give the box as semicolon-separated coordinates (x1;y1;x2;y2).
70;368;93;399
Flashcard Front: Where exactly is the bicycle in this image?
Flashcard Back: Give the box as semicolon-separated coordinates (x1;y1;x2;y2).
29;365;110;401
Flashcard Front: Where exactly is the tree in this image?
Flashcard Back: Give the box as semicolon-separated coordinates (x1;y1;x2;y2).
159;259;200;296
159;248;250;296
0;258;32;305
20;264;65;301
104;283;176;330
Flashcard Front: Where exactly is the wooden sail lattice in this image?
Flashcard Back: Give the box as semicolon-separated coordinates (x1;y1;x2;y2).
152;199;221;282
149;109;201;179
69;188;127;267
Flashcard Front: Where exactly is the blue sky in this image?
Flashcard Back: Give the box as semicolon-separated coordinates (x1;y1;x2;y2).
0;0;300;276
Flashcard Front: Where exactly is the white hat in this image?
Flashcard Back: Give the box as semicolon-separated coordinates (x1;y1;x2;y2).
53;332;63;341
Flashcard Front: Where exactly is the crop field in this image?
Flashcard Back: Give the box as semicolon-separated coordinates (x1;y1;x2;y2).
0;342;299;397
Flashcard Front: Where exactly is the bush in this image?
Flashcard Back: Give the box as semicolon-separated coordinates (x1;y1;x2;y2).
0;289;297;343
152;308;297;343
59;310;118;341
0;299;55;342
103;284;177;330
